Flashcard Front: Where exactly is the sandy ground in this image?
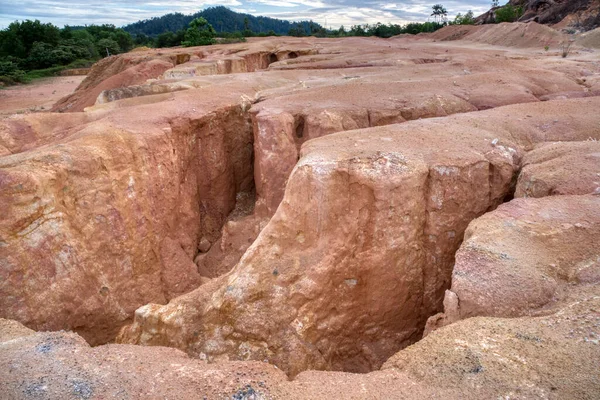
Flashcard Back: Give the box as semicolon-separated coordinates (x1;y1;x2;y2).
0;76;85;116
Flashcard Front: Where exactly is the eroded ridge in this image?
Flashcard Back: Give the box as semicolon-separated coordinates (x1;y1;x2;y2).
118;97;600;376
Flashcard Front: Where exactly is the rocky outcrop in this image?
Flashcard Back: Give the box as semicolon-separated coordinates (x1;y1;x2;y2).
2;33;600;399
516;141;600;197
475;0;600;31
425;195;600;332
2;34;600;379
3;287;600;399
118;97;600;376
0;87;257;344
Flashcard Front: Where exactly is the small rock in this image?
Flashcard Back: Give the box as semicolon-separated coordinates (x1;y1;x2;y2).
198;237;211;253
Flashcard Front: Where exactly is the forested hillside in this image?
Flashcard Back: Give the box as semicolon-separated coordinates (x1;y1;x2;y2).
0;21;134;84
124;6;319;36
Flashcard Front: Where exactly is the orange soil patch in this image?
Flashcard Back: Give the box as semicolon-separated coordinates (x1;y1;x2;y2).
0;76;85;116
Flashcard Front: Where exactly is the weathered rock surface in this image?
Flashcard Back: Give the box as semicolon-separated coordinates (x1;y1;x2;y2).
0;85;260;344
2;31;600;398
516;141;600;197
4;34;599;346
118;97;600;377
0;318;288;400
3;287;600;400
426;195;600;332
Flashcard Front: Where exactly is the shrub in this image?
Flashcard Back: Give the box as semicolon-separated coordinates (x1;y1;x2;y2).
454;10;475;25
561;37;574;58
182;18;216;47
495;5;524;23
0;60;27;84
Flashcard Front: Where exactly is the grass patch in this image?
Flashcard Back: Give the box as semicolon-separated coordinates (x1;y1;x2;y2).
20;59;97;83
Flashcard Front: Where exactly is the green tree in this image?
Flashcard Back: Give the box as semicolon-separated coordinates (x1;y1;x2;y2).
495;5;524;23
0;20;61;59
110;29;134;52
96;38;120;57
492;0;499;7
182;17;216;47
454;10;475;25
431;4;448;23
71;29;99;58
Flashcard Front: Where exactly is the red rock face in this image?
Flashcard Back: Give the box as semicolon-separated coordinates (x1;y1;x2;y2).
118;97;600;376
0;89;256;344
436;195;600;322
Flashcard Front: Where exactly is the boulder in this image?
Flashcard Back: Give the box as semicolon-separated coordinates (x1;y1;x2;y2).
516;141;600;197
427;195;600;331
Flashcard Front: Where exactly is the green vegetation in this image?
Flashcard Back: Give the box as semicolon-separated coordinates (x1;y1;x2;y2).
124;6;315;37
182;18;216;47
0;60;26;85
495;4;524;23
0;20;134;85
328;21;446;38
453;10;475;25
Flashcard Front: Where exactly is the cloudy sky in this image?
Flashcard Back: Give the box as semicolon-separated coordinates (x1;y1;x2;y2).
0;0;494;29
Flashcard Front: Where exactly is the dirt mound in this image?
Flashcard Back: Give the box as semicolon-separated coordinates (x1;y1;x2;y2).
129;46;152;52
431;22;563;47
51;57;174;112
577;26;600;47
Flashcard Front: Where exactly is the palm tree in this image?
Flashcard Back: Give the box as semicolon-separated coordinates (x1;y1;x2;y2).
431;4;448;23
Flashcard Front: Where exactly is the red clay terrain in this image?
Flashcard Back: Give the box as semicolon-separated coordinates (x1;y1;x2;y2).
1;22;600;399
0;76;85;116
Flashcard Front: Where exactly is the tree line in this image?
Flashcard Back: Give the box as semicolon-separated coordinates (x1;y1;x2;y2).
124;6;317;37
0;21;134;84
1;4;519;85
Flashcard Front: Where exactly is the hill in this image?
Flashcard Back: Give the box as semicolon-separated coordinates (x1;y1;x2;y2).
123;6;320;36
476;0;600;31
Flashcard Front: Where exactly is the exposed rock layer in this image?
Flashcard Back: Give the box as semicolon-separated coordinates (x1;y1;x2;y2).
426;194;600;333
118;97;600;376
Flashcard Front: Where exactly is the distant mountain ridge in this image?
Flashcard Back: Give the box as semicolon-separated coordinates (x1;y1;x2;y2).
123;6;321;36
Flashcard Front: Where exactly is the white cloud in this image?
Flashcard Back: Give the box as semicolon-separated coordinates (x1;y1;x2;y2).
0;1;494;29
250;0;327;7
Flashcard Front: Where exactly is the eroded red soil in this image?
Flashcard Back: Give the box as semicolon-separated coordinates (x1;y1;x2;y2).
1;22;599;399
0;76;85;116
